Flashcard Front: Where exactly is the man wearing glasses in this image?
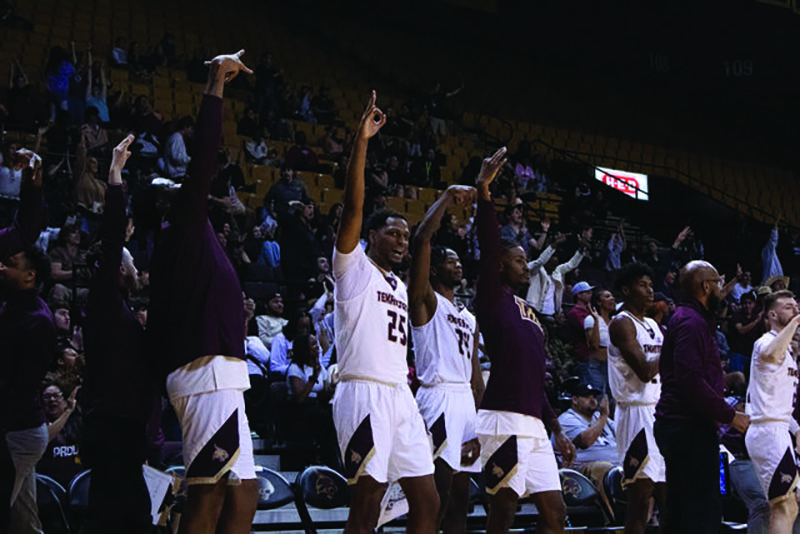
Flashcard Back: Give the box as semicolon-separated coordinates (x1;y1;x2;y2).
655;261;750;532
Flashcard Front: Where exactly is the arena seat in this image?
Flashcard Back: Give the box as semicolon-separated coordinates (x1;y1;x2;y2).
560;468;614;527
293;465;350;534
36;474;70;534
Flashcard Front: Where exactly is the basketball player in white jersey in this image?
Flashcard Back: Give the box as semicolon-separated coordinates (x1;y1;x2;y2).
608;263;666;534
745;290;800;534
409;184;484;533
332;91;439;534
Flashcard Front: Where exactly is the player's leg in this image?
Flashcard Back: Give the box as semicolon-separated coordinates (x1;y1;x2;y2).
770;495;799;534
442;471;471;534
625;477;655;534
345;474;387;534
215;480;259;534
529;490;567;534
179;478;228;534
432;457;454;525
398;474;440;534
486;487;518;534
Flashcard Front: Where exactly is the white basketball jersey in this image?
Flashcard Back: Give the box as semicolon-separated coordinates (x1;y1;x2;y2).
333;245;410;385
746;331;799;424
412;293;477;386
608;311;663;404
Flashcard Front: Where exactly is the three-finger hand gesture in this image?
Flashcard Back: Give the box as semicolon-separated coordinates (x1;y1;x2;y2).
476;147;507;196
356;91;386;140
205;50;254;84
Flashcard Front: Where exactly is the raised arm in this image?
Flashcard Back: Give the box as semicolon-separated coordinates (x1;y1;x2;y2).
409;185;475;326
336;91;386;254
85;60;93;101
0;149;44;259
758;315;800;365
99;65;107;100
475;147;508;301
173;51;252;225
470;322;485;409
609;315;659;382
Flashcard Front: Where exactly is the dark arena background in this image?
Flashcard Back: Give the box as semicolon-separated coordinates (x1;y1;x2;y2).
2;0;800;531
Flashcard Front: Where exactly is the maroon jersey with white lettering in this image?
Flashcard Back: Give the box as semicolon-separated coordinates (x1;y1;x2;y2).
476;198;556;422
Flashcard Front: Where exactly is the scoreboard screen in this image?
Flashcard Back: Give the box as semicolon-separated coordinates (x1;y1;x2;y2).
595;167;650;201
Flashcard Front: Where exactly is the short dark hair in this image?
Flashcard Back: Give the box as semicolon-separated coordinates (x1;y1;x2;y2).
85;106;99;119
431;245;449;269
178;116;194;130
615;262;653;293
23;247;52;287
366;209;407;234
764;290;795;313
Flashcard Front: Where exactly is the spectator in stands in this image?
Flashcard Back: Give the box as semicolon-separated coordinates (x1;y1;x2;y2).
244;127;269;165
728;291;763;376
270;311;314;377
48;339;83;393
643;226;691;288
286;332;340;468
85;61;110;124
80;106;109;153
264;166;310;219
45;45;76;120
761;223;784;286
244;295;270;376
500;203;546;259
322;126;344;157
5;59;41;131
75;140;106;214
68;45;90;125
36;379;82;489
162;116;194;179
409;147;442;188
426;81;463;138
606;220;626;272
583;288;616;396
311;86;337;124
82;135;155;534
568;282;597;382
127;41;152;77
646;292;672;330
49;300;72;339
153;32;177;67
238;106;260;138
317;202;342;260
730;270;753;303
130;95;163;136
0;142;22;226
284;130;319;172
557;383;618;504
279;199;322;284
526;233;585;322
111;37;127;66
766;274;789;293
719;395;771;534
48;222;82;288
256;291;287;351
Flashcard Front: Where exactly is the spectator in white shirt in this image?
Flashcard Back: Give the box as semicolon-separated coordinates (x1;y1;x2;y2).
161;116;194;179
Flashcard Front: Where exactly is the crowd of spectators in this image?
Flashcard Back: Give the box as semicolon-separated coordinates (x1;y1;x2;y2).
1;37;800;531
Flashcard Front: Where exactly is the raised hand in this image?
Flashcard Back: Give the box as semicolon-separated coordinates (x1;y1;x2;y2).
476;146;507;197
445;185;477;206
66;386;80;412
541;218;551;233
205;50;254;84
15;148;42;188
356;91;386;140
599;396;610;417
110;134;134;185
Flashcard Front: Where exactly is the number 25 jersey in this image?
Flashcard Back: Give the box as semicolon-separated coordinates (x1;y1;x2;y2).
334;244;410;385
412;293;476;386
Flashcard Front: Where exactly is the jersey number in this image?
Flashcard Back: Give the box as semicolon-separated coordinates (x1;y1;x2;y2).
456;329;471;357
387;310;408;346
